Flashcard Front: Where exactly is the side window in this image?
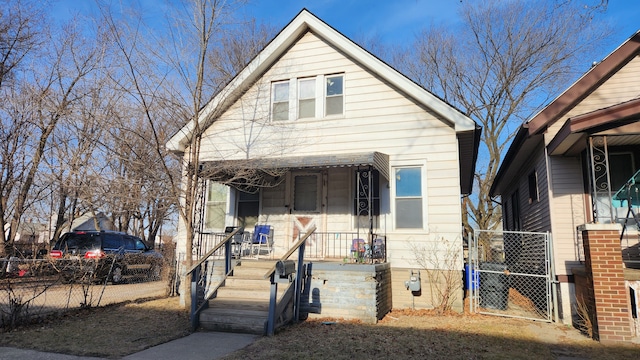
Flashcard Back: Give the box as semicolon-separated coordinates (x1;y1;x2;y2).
272;81;289;120
130;237;146;251
528;171;539;203
394;167;423;229
325;75;343;116
102;234;122;250
123;236;136;250
511;191;521;230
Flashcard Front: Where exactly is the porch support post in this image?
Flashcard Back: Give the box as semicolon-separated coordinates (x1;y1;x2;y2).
588;136;614;223
579;223;632;343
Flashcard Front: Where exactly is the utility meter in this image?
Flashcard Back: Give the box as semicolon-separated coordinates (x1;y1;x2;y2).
404;270;421;292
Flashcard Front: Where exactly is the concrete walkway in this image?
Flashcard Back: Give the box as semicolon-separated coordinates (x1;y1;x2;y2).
0;332;258;360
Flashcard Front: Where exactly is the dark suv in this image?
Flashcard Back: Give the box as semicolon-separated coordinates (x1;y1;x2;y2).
50;231;163;284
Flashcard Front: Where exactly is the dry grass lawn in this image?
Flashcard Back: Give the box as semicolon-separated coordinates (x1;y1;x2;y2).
1;297;639;359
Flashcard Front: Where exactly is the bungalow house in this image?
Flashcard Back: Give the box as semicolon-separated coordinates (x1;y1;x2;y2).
490;31;640;328
167;9;480;311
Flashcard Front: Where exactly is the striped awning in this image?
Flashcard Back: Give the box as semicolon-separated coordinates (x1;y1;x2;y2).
202;152;389;181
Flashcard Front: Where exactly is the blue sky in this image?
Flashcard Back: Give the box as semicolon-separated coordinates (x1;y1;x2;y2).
53;0;639;63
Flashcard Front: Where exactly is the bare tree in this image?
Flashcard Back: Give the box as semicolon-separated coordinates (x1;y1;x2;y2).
0;11;106;256
393;0;611;232
98;0;279;305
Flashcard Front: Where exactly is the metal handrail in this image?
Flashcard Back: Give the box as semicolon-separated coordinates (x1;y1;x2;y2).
187;227;241;330
264;225;316;336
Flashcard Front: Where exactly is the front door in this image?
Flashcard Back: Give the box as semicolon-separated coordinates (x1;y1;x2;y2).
289;171;326;256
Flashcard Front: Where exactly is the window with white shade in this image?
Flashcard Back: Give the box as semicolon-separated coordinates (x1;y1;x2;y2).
298;78;316;119
205;182;228;230
394;167;423;229
272;81;289;121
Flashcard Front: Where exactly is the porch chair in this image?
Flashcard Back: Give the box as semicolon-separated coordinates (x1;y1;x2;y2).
351;239;365;262
251;224;274;259
372;237;385;261
224;226;245;258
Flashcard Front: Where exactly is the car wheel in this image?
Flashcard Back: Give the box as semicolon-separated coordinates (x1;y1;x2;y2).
111;265;124;284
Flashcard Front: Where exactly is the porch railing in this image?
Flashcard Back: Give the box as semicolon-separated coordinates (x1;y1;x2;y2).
186;228;240;330
304;232;387;263
263;226;316;336
192;230;387;263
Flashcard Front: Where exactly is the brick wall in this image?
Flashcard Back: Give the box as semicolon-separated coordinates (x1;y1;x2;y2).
579;224;632;343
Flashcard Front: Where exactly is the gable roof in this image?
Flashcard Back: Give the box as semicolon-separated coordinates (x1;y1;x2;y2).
166;9;478;153
527;31;640;136
491;30;640;197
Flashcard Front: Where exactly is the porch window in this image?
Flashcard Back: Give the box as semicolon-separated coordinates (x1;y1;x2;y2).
394;167;423;229
325;75;343;116
237;191;259;229
298;78;316;119
272;81;289;121
205;182;228;230
608;152;635;192
293;174;319;212
528;171;539;203
354;169;380;216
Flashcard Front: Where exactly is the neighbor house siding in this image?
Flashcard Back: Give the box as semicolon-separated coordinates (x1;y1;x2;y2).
548;155;587;275
545;55;640;143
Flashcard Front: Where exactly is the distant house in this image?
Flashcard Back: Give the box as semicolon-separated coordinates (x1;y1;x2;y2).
167;9;480;310
69;212;115;232
490;31;640;324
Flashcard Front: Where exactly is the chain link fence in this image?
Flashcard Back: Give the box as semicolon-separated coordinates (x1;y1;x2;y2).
0;245;177;330
469;230;555;322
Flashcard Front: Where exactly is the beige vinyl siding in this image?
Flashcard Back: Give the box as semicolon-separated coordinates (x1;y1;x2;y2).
548;156;586;274
197;30;463;265
546;55;640;142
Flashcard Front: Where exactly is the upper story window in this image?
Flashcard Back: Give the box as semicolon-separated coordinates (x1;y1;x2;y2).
298;78;316;119
394;167;423;229
272;81;289;121
325;75;343;116
271;73;344;121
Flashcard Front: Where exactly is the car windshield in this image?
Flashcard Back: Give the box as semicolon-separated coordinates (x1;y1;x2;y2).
55;233;101;252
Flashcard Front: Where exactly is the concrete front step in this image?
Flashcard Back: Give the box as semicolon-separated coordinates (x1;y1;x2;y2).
199;307;268;335
199;259;280;335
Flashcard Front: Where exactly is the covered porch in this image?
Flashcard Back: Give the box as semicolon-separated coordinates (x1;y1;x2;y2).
193;152;390;263
547;98;640;266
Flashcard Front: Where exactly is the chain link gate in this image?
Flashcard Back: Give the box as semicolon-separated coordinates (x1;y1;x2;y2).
469;230;556;322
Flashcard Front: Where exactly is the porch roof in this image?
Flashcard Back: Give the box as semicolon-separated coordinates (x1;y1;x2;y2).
203;151;390;182
547;97;640;155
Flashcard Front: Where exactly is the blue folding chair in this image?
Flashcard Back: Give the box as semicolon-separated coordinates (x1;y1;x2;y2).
251;225;273;259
